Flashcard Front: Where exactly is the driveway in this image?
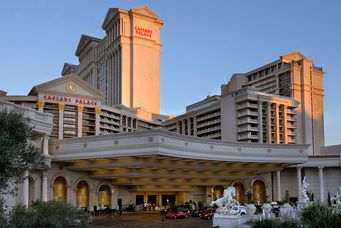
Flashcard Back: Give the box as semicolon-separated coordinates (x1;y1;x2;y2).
90;212;212;228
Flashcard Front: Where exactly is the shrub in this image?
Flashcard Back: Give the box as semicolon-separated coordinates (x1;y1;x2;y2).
300;204;341;228
251;219;300;228
9;201;91;228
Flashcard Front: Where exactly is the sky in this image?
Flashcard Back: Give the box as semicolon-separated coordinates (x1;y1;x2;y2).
0;0;340;145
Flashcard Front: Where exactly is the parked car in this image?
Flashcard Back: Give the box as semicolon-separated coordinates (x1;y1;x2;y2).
165;207;190;219
200;208;216;220
239;205;247;215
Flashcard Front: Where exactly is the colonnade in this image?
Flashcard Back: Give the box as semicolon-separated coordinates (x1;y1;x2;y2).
276;166;325;202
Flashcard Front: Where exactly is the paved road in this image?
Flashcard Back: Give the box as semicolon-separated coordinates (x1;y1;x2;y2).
90;212;212;228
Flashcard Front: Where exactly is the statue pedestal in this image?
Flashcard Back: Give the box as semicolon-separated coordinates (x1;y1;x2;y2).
213;214;254;228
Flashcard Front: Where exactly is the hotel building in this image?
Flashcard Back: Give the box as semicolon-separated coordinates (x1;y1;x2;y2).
1;6;340;212
62;6;163;114
164;52;324;155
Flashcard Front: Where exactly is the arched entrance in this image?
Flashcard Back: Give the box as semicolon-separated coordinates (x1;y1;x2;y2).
233;182;245;203
53;176;67;202
76;180;89;208
253;180;266;204
98;185;111;207
212;185;225;200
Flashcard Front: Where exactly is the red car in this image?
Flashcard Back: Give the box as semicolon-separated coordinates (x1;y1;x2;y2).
200;208;216;220
165;207;190;219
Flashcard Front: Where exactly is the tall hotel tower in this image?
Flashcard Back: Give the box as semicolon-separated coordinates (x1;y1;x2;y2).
62;6;164;114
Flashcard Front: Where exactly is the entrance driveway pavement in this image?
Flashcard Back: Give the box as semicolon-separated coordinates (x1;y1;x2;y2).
90;212;212;228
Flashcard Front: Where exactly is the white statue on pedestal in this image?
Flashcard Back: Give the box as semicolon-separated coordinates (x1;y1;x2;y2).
210;186;240;215
300;177;310;203
261;203;272;219
331;186;341;208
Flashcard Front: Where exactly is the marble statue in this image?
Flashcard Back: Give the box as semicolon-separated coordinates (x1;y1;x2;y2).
210;186;240;215
331;186;341;207
300;176;310;203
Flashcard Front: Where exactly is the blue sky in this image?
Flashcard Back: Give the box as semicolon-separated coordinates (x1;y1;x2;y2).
0;0;340;145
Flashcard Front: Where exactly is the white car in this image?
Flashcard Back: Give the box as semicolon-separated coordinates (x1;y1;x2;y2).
239;205;247;215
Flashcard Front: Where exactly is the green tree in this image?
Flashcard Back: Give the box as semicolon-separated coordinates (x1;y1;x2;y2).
0;110;47;213
10;201;91;228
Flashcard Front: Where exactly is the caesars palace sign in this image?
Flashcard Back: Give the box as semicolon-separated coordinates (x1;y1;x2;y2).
135;19;152;38
42;95;98;106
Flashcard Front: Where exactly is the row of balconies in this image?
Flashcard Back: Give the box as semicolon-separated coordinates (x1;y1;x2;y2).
100;112;121;120
237;117;258;125
196;119;221;128
196;111;221;122
197;125;221;135
238;125;259;133
100;124;120;131
238;132;258;140
237;109;258;118
100;117;120;125
236;102;258;110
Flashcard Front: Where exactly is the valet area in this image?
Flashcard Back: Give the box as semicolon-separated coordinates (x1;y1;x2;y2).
39;128;310;211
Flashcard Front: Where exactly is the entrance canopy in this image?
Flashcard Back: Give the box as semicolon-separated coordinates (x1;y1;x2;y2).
50;130;309;191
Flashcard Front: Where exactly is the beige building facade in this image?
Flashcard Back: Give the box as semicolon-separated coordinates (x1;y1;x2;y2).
62;6;163;114
165;52;324;155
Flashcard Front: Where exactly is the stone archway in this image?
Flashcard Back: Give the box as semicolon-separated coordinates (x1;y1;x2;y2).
76;180;89;208
253;179;266;204
233;182;246;204
98;185;111;207
53;176;67;203
212;185;225;200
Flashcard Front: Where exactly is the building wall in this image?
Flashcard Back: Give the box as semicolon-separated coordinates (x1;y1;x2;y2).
71;7;163;114
221;93;237;141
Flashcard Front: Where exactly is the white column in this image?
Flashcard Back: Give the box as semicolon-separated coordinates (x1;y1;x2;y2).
42;172;48;202
275;104;280;143
95;108;101;135
318;166;325;202
58;103;64;139
258;101;263;142
77;106;83;137
267;102;272;143
43;134;49;156
193;116;197;136
187;118;192;136
283;105;287;144
23;171;29;207
297;166;302;202
276;170;281;201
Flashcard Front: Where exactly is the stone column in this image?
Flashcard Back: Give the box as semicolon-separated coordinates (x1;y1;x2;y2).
182;120;185;135
77;106;84;138
58;103;65;139
23;171;29;207
258;101;263;143
318;166;325;202
275;104;280;143
297;166;302;202
193;116;197;136
37;100;45;112
43;134;49;156
283;105;288;144
95;108;101;135
187;118;192;135
276;170;281;201
267;102;272;143
42;172;48;202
